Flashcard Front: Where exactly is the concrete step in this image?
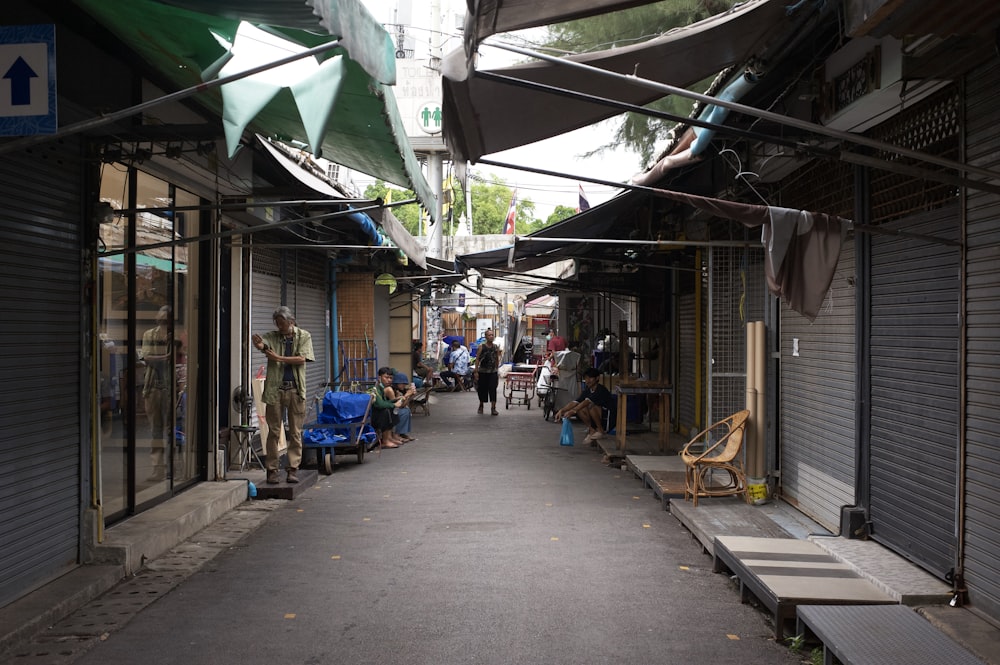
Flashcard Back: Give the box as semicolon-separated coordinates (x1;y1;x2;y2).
89;479;251;574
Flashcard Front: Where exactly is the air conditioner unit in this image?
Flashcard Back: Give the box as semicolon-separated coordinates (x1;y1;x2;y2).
431;293;465;308
820;36;947;133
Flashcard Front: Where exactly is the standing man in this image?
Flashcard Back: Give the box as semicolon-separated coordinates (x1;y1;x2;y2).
140;305;175;482
252;306;314;484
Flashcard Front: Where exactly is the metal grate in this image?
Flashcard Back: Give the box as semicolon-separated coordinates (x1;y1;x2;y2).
778;157;854;219
251;246;282;276
290;252;327;288
868;85;960;224
709;246;766;424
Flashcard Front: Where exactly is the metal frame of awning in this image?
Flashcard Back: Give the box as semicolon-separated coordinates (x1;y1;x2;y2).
100;195;428;268
480;41;1000;196
0;40;339;156
100;202;391;258
14;0;439;226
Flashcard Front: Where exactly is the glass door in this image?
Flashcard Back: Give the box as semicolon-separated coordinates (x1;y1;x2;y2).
98;164;201;520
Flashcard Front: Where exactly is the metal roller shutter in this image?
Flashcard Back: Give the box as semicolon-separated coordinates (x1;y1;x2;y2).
779;241;857;532
251;252;283;378
287;253;329;397
959;58;1000;619
0;140;83;606
252;250;328;397
292;282;329;396
868;205;960;579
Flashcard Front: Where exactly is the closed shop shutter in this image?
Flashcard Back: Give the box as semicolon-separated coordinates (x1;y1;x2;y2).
287;253;328;397
292;282;329;395
959;59;1000;620
0;141;83;606
251;254;282;378
868;205;960;579
252;250;328;398
779;241;857;532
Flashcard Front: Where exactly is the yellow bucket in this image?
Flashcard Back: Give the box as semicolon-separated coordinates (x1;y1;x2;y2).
747;483;768;502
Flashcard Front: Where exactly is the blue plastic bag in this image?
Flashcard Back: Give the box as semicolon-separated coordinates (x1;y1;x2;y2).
560;418;574;446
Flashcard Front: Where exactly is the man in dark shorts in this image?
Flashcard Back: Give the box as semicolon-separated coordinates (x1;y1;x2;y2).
553;367;617;444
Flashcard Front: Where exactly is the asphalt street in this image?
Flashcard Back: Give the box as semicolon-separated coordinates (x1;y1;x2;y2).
71;390;803;665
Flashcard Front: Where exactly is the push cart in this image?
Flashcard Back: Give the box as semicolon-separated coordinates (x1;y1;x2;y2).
503;371;536;410
301;390;377;474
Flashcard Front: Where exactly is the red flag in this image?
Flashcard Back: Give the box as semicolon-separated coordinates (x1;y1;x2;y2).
578;183;590;212
503;188;517;234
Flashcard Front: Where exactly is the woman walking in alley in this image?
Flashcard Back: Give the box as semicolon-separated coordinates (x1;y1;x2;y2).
473;328;502;415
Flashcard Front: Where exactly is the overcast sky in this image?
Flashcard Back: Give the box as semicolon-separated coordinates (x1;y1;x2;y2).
358;0;643;218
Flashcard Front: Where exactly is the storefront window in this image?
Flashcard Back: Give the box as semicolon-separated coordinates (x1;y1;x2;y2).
98;165;200;520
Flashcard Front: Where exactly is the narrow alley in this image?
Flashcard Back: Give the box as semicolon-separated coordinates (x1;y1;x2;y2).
64;391;799;665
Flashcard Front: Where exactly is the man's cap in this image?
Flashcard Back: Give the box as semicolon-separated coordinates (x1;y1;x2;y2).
393;371;409;384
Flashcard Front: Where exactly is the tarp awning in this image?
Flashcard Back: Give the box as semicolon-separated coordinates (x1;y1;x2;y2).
443;0;794;164
258;137;341;197
258;137;426;267
74;0;438;224
461;0;663;55
369;206;427;269
457;191;644;271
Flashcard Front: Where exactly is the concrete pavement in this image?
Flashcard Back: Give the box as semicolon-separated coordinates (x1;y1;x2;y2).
2;387;997;664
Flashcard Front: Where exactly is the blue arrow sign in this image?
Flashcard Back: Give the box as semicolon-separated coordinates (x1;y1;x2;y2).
5;56;38;106
0;24;57;135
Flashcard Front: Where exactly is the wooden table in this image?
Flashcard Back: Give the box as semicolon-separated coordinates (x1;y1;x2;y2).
614;381;672;452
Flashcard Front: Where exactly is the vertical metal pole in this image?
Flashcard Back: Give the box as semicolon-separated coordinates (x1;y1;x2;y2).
706;248;714;425
427;152;444;258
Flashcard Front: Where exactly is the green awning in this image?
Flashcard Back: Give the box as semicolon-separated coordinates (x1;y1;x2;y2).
73;0;437;223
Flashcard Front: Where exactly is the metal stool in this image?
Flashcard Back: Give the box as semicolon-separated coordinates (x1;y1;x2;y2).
230;425;263;471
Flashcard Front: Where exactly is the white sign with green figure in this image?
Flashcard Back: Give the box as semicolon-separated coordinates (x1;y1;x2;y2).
417;100;441;134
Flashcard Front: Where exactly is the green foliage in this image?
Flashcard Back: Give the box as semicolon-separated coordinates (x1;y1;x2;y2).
458;174;536;234
785;633;806;652
365;176;539;236
784;634;823;664
545;205;577;226
363;181;421;235
542;0;729;164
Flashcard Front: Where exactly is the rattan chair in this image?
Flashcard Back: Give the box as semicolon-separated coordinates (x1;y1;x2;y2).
680;409;751;506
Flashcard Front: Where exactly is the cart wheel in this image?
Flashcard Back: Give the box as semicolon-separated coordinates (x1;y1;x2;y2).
357;445;365;465
322;452;334;475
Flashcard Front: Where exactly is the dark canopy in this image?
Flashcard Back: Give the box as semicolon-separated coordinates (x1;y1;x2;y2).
443;0;795;164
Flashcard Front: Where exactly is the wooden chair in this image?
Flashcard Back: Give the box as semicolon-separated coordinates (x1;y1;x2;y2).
680;409;751;506
410;384;432;416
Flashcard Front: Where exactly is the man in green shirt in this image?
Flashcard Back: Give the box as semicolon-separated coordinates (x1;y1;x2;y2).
252;306;314;484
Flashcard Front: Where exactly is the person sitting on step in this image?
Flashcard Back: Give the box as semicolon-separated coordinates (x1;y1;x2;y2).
553;367;617;445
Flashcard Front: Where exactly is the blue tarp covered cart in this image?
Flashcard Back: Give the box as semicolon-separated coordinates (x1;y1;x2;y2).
302;391;376;474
